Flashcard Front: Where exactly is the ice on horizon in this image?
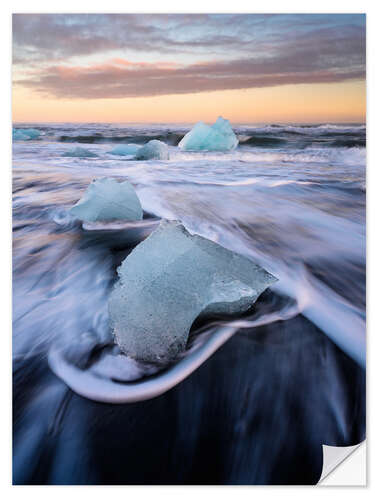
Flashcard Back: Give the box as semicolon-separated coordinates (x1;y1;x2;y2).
109;220;277;365
62;146;98;158
13;128;41;141
108;144;141;156
135;140;169;160
178;116;238;151
69;177;143;223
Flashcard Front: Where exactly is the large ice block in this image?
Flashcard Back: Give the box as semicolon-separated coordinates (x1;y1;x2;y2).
178;116;238;151
69;177;143;223
135;140;169;160
109;220;277;364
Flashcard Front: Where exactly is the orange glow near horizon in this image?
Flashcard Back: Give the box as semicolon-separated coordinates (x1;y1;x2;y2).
12;80;366;124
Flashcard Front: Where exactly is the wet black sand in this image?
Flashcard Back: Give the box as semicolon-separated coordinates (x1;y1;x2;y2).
13;305;365;485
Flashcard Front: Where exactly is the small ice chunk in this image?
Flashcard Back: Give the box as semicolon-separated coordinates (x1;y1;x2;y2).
135;140;169;160
13;130;29;141
109;144;141;156
13;128;41;141
69;177;143;223
108;220;277;364
62;147;98;158
178;116;238;151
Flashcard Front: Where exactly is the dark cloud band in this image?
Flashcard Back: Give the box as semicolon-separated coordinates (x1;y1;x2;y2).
13;13;365;99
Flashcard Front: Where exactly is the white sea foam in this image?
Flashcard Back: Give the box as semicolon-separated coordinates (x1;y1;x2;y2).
13;122;366;395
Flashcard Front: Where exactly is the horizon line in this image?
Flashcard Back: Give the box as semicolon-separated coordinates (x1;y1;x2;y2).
12;119;366;126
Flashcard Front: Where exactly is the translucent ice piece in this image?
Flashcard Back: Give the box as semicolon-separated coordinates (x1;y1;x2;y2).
69;177;143;223
135;140;169;160
13;128;41;141
178;116;238;151
109;220;277;364
108;144;141;156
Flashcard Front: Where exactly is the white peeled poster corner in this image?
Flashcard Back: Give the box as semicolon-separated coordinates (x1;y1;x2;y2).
318;440;366;486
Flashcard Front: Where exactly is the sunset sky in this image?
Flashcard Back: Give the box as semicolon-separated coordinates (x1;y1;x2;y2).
12;13;366;124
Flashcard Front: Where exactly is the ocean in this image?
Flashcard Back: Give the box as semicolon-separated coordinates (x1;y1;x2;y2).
12;122;366;484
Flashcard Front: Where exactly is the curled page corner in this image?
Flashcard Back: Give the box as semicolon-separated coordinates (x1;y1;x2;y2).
318;440;366;485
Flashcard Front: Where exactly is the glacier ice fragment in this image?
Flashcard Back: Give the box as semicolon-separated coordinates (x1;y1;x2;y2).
62;147;98;158
13;128;41;141
109;144;141;156
69;177;143;223
135;140;169;160
108;220;277;364
178;116;238;151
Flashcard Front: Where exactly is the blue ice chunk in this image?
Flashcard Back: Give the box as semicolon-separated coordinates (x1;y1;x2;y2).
135;140;169;160
108;144;141;156
178;116;238;151
109;220;277;364
62;147;98;158
69;177;143;222
13;130;29;141
13;128;41;141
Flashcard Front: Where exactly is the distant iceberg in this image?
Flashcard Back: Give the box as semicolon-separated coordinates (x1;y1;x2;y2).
13;128;41;141
108;144;141;156
62;147;98;158
135;140;169;160
69;177;143;223
109;220;277;364
178;116;238;151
